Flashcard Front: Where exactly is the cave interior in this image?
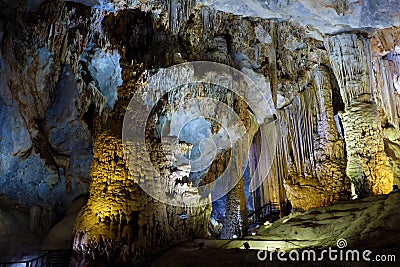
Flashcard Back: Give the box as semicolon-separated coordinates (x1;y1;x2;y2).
0;0;399;266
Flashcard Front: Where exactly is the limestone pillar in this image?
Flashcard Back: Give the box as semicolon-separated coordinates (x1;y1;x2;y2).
220;139;248;239
324;33;393;197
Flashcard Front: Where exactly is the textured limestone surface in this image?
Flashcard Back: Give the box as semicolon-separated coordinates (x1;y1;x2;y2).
22;0;400;35
278;65;349;210
0;0;398;212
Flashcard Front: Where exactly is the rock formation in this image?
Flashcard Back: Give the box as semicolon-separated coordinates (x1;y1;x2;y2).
325;33;393;198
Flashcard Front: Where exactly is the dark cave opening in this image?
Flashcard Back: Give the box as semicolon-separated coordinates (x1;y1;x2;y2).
330;67;345;115
130;211;140;241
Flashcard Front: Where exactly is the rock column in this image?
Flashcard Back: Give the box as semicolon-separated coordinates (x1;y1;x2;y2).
325;33;393;197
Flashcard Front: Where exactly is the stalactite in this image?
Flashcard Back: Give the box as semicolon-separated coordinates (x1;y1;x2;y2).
279;88;316;180
373;56;400;128
164;0;196;34
199;5;216;35
270;65;349;210
324;34;373;106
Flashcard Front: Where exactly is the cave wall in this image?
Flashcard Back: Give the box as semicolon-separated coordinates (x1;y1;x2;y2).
371;28;400;188
0;2;103;212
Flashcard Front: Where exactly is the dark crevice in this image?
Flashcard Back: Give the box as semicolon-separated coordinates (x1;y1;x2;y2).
329;66;345;115
130;211;140;240
83;103;96;132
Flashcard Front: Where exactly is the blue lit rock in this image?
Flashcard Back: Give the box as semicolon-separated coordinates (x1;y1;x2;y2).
0;2;103;211
80;49;122;109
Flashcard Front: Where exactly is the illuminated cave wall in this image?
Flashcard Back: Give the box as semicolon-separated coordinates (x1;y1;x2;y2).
0;2;105;211
72;6;353;256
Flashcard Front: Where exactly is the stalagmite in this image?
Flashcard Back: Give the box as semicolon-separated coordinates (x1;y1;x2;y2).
325;33;394;197
220;139;247;239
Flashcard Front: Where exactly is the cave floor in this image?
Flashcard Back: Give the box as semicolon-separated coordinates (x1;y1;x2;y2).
1;192;399;266
141;239;399;267
144;191;400;267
